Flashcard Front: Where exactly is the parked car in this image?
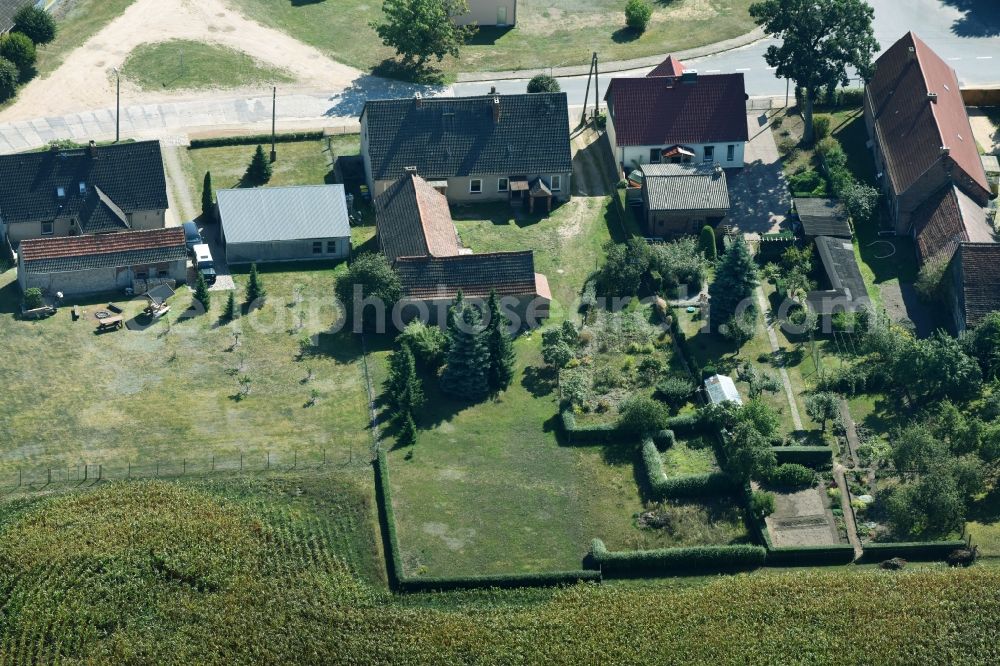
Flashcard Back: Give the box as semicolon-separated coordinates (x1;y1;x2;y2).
182;221;203;252
192;243;217;284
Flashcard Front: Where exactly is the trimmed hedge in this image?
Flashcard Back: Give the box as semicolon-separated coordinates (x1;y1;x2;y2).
773;446;833;467
766;544;856;567
560;409;621;445
664;412;709;437
590;539;766;576
374;450;601;591
642;440;737;500
189;131;326;149
859;540;967;563
765;463;816;490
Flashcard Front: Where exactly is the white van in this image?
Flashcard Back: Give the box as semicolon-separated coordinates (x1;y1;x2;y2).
192;243;217;284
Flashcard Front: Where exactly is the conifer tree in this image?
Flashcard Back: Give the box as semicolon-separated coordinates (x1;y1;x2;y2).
222;290;236;322
202;171;214;219
440;295;490;400
245;145;272;185
699;225;717;261
245;263;266;306
193;273;211;311
708;236;758;331
486;290;516;391
384;343;424;415
397;412;418;447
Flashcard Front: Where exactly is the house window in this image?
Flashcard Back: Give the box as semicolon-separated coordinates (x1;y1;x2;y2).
469;179;483;194
41;222;54;236
726;145;735;162
313;241;323;254
703;146;715;162
498;177;509;192
327;240;337;254
550;175;562;192
649;148;661;164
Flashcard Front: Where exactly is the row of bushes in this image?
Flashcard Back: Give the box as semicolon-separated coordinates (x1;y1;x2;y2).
766;544;856;567
641;440;737;500
664;411;710;437
189;131;326;149
589;539;766;576
858;540;968;563
773;446;833;467
374;450;600;591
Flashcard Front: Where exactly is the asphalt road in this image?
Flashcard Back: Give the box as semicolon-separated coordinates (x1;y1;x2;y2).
454;0;1000;102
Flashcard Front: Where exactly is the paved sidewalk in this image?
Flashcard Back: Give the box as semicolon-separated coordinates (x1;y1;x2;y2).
456;27;767;82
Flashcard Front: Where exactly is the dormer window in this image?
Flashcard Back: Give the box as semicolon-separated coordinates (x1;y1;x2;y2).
78;182;87;196
56;187;65;199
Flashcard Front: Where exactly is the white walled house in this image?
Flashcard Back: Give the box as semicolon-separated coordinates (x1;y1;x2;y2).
451;0;516;26
605;56;749;174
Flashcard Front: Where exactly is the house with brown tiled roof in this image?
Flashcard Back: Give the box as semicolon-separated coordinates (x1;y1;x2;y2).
864;32;996;264
604;57;749;172
944;243;1000;334
17;227;187;297
374;172;550;328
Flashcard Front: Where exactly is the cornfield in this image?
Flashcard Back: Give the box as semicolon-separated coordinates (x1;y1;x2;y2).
0;476;997;664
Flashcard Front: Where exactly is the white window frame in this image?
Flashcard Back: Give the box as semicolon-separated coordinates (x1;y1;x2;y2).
703;146;715;162
498;177;509;192
41;222;54;236
550;175;562;192
726;144;735;162
469;179;483;194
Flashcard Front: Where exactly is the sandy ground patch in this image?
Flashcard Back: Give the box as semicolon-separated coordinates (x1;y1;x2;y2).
0;0;361;123
968;108;999;155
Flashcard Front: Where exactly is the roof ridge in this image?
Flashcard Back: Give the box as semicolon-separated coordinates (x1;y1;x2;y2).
409;174;434;257
909;32;948;156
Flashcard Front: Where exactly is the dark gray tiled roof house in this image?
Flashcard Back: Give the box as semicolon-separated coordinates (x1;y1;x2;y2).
637;163;730;237
0;140;169;246
807;235;871;315
360;92;572;206
0;0;33;33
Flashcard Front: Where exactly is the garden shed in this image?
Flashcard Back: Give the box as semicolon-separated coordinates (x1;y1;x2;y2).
217;185;351;264
793;198;852;241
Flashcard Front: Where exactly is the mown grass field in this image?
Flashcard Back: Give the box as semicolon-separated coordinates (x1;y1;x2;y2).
229;0;757;78
120;40;294;92
0;478;998;663
0;264;369;479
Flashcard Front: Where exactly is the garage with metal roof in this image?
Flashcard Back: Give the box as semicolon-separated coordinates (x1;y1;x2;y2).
217;185;351;264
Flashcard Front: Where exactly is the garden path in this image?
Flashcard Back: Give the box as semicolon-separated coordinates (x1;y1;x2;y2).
753;286;803;430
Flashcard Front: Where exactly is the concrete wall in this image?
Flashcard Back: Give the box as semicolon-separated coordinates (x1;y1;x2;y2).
451;0;517;26
225;237;350;264
129;209;167;231
620;142;745;170
374;173;572;204
961;88;1000;107
19;258;187;297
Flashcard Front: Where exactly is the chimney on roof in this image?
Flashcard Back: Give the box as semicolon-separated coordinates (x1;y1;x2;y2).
492;95;501;123
88;140;97;158
681;70;698;84
908;46;916;60
714;163;723;177
489;86;496;94
927;92;938;103
414;92;422;108
404;166;417;175
940;146;950;156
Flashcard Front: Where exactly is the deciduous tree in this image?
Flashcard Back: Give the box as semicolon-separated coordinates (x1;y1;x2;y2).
371;0;473;68
527;74;560;93
336;253;402;332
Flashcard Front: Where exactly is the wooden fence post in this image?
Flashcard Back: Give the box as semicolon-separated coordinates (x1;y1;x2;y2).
83;465;88;482
211;455;215;473
98;464;102;481
267;452;270;470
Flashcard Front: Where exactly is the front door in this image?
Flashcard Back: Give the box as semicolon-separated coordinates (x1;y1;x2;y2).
498;6;508;25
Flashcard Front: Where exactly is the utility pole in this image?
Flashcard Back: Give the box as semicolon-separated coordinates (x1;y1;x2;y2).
785;77;790;109
580;52;598;126
270;87;277;163
112;67;121;142
593;53;600;119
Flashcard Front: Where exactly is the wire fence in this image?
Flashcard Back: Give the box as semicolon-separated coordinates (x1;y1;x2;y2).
2;447;363;495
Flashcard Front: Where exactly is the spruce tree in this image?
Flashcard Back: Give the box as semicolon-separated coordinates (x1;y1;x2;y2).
486;290;516;392
708;236;758;331
245;145;272;186
440;296;490;400
202;171;214;219
222;290;236;322
397;412;418;447
193;273;211;311
245;263;266;306
384;343;424;415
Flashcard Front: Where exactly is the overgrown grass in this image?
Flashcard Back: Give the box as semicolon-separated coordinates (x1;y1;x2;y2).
662;438;718;475
228;0;757;79
120;40;295;91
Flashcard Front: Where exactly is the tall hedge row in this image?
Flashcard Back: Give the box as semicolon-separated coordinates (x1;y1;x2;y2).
590;539;766;576
766;545;856;566
560;409;621;445
664;411;709;437
641;440;737;500
374;450;601;591
859;541;967;563
773;446;833;467
189;131;326;149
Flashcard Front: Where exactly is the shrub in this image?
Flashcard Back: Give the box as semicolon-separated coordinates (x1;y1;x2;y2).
336;253;402;333
0;57;18;102
812;114;831;140
0;32;35;79
788;168;825;195
527;74;560;93
815;136;839;158
655;376;694;408
618;395;669;436
624;0;653;33
766;463;816;489
398;321;448;371
750;490;776;519
698;225;717;261
13;6;56;45
665;411;707;437
636;356;665;385
777;137;798;157
23;287;43;310
590;539;766;575
652;429;675;448
835;87;864;107
773;446;833;467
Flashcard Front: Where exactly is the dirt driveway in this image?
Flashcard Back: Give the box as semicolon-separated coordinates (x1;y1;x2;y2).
0;0;361;123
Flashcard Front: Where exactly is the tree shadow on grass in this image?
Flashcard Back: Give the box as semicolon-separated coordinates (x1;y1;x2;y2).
611;27;641;44
372;58;446;86
521;365;557;397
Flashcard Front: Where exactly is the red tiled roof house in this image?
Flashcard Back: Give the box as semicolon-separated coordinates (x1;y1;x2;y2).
863;32;995;264
17;228;188;297
604;57;749;172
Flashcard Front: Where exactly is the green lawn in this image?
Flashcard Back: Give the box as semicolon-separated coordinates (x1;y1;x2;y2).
662;438;718;475
0;265;370;479
120;40;294;92
229;0;757;79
